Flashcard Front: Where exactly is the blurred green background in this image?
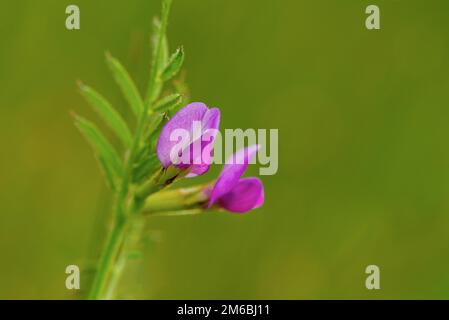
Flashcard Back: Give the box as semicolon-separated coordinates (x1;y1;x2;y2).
1;0;449;299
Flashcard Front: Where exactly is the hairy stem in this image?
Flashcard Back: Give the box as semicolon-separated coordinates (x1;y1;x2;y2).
88;0;173;300
103;218;144;299
146;0;172;106
88;220;126;299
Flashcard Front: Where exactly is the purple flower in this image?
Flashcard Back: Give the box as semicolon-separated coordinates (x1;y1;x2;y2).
206;145;264;213
157;102;220;177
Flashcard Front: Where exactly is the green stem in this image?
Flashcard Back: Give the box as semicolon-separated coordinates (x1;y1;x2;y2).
88;220;126;299
88;81;146;299
88;0;173;300
103;217;144;299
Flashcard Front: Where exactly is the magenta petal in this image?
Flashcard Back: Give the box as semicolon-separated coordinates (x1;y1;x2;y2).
254;187;264;209
218;178;264;213
202;108;220;131
156;102;208;168
185;163;210;177
186;109;221;175
208;145;259;207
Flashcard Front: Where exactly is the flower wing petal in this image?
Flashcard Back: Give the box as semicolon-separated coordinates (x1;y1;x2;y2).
217;177;264;213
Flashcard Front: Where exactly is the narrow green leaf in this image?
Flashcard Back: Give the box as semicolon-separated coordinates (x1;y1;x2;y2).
145;0;173;106
153;93;182;112
97;155;118;190
132;113;164;183
78;82;132;148
152;18;169;69
147;19;165;106
160;47;184;81
173;71;190;104
74;115;123;188
161;36;169;68
146;113;165;139
150;113;168;150
132;154;159;184
105;53;144;117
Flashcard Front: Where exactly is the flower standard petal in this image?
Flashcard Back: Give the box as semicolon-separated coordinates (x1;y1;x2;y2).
185;108;221;176
156;102;208;168
217;178;264;213
156;103;220;173
201;108;220;132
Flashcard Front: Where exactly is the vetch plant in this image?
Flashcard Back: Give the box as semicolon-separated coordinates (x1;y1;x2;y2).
144;145;265;215
75;0;264;300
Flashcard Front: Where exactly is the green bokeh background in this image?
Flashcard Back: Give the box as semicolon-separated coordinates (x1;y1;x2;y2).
1;0;449;299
